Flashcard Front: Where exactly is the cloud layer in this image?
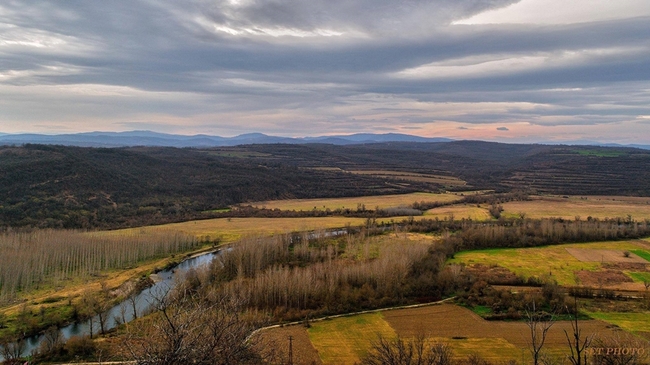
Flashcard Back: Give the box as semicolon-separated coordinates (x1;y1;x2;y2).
1;0;649;143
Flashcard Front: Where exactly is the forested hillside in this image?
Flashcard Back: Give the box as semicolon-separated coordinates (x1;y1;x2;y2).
1;141;649;229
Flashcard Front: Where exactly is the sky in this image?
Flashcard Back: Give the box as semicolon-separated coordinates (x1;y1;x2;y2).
1;0;650;143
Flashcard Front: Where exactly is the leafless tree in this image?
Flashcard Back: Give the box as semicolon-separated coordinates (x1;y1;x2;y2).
123;286;265;365
39;326;64;354
525;300;555;365
591;331;649;365
0;337;25;363
360;334;454;365
564;298;594;365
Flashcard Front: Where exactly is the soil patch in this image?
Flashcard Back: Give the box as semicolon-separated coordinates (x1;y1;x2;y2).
575;269;633;287
382;304;611;349
566;248;647;263
258;325;323;365
603;262;649;271
465;264;523;285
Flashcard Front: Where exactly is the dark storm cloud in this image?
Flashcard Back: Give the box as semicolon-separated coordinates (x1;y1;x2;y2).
0;0;649;141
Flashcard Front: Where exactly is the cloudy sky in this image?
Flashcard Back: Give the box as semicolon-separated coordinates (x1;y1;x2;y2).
1;0;650;143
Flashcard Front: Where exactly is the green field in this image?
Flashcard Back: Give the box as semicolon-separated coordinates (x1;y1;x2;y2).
628;272;650;282
631;249;650;262
451;241;649;286
586;312;650;333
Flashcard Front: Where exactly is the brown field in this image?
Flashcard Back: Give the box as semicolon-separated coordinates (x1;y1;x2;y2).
263;304;619;364
501;195;650;220
347;170;467;186
257;325;323;365
248;192;463;212
566;248;648;263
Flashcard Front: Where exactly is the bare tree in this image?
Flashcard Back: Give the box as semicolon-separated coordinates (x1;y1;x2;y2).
0;337;25;363
591;331;649;365
360;334;454;365
127;290;139;320
40;326;64;354
123;286;265;365
525;300;555;365
564;298;594;365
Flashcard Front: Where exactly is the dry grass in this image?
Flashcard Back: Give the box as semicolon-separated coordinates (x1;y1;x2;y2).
108;217;378;243
501;195;650;220
424;204;491;220
247;192;463;212
566;248;648;263
452;241;650;287
307;313;396;365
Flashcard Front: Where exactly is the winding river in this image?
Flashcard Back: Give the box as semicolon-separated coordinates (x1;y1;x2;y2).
2;228;352;360
4;251;218;359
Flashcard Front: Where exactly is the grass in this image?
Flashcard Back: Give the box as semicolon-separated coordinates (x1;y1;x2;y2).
586;312;650;333
630;249;650;262
451;241;649;286
500;195;650;220
308;313;396;365
471;305;493;316
300;304;612;364
247;192;463;212
425;205;491;220
627;272;650;283
107;217;376;243
434;337;521;361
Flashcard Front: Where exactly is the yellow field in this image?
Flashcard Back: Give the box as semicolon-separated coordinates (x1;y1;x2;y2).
247;192;463;212
275;304;614;364
451;240;650;286
104;217;381;243
425;204;492;220
501;195;650;220
307;313;396;365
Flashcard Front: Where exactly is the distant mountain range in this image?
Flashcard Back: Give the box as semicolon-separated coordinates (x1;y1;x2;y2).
0;130;648;149
0;131;451;147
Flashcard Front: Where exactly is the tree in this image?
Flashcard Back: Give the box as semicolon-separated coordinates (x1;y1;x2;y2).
525;300;555;365
123;286;265;365
0;311;6;329
360;335;454;365
564;298;594;365
0;337;25;363
590;331;649;365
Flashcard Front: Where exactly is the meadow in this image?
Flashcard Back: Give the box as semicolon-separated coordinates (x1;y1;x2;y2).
424;204;491;220
451;239;650;287
115;216;380;243
500;195;650;220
